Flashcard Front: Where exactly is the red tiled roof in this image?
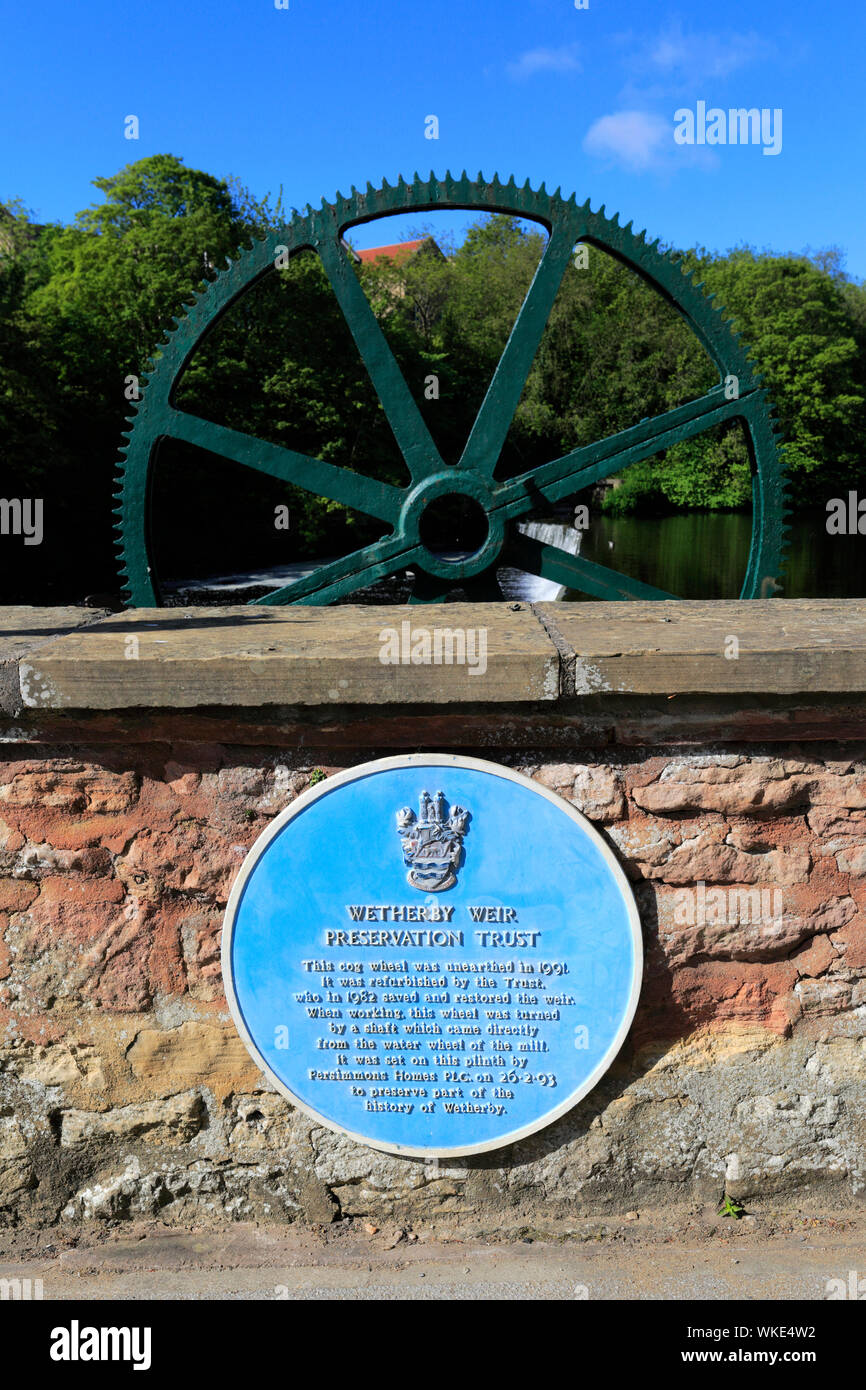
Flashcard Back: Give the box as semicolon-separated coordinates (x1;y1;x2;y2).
355;238;430;265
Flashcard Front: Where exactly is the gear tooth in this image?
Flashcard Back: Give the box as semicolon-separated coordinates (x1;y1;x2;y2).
365;181;375;197
552;185;562;200
610;211;619;227
623;219;633;235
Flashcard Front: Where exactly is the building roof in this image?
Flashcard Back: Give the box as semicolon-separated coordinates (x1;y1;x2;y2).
354;237;439;265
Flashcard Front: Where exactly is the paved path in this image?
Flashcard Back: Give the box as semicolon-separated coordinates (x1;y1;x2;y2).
2;1215;864;1300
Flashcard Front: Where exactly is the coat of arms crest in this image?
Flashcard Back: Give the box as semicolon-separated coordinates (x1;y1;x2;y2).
395;791;470;892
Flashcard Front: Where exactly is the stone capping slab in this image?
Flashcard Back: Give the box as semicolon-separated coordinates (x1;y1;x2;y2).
9;604;558;710
0;598;864;713
536;599;866;696
0;605;109;716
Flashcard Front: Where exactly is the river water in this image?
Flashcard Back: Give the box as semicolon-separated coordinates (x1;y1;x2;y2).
165;514;865;604
574;513;866;600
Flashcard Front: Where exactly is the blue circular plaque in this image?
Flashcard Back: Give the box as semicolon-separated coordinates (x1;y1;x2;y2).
222;755;642;1158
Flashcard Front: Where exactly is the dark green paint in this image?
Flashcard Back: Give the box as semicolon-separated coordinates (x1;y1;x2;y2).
116;174;789;605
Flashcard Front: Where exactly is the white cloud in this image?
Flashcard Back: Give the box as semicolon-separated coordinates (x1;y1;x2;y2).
582;110;672;172
506;45;581;80
644;23;773;80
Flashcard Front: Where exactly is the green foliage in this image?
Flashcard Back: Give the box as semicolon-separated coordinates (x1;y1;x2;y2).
718;1195;747;1219
684;246;866;505
2;159;865;601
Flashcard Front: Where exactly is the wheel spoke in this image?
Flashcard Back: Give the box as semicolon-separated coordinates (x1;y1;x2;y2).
459;208;583;479
461;568;505;600
255;533;424;605
168;410;402;524
408;570;455;604
495;386;751;517
317;236;442;482
507;530;679;601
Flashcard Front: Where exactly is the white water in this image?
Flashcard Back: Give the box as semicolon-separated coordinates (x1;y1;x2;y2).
501;521;581;601
165;521;581;603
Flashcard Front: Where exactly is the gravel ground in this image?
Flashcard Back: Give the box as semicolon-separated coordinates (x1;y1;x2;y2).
1;1206;863;1301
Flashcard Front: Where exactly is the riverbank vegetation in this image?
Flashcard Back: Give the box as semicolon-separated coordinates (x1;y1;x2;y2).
2;155;863;600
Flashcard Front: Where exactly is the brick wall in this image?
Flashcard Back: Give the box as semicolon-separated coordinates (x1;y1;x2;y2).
2;739;864;1230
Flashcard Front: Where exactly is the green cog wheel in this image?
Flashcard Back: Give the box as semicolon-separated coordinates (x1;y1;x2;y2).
115;172;790;605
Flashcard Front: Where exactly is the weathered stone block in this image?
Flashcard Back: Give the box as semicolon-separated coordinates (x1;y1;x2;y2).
60;1092;206;1148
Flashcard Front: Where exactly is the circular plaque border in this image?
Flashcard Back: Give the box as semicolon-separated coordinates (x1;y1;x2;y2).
221;753;643;1159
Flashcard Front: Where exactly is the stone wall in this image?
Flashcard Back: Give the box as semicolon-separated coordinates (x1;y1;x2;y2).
1;601;864;1232
1;738;864;1230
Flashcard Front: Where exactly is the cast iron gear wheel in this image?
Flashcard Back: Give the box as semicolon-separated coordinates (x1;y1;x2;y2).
114;172;790;605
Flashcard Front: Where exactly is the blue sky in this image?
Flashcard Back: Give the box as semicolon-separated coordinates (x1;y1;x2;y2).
2;0;864;275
